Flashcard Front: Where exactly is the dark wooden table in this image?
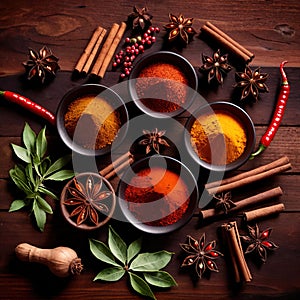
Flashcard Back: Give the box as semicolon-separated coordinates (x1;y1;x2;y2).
1;1;300;299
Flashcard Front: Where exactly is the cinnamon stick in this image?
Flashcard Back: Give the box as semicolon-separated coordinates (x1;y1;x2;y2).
99;151;133;177
221;221;252;283
206;162;291;195
98;22;127;78
205;156;290;190
91;23;120;76
200;186;283;220
104;156;134;180
201;21;254;63
74;26;103;73
243;203;285;222
82;28;107;74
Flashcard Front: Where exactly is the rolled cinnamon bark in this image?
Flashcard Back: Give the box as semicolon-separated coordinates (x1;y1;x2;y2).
243;203;285;222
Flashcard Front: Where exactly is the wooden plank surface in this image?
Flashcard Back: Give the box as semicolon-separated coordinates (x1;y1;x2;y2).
0;1;300;299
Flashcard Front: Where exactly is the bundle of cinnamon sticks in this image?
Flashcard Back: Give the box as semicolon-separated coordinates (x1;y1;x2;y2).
201;21;254;63
200;156;291;221
74;22;127;78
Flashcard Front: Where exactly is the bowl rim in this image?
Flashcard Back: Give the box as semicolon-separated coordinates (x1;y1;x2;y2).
117;155;199;234
128;50;198;119
60;172;116;230
184;101;256;172
56;83;129;156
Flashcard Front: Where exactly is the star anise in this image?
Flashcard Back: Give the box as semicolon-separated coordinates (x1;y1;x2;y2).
180;234;223;278
213;192;236;214
23;45;60;84
63;175;112;226
127;6;152;30
235;65;269;101
164;13;196;44
240;224;278;263
139;128;170;154
200;49;232;84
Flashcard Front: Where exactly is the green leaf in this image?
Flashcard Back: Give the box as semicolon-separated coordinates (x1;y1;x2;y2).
9;199;27;212
108;226;127;265
89;239;121;267
33;200;46;232
23;122;36;152
93;267;125;282
129;272;156;300
144;271;177;288
44;155;71;178
25;163;35;186
36;195;53;214
11;144;31;163
44;170;74;181
127;237;142;263
35;126;47;159
9;167;31;194
130;251;173;272
38;186;58;200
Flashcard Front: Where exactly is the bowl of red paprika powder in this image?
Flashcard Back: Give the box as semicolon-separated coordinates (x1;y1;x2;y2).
117;155;199;234
128;51;198;118
184;101;256;172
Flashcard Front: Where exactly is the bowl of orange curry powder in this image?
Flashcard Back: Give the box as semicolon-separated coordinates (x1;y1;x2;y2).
185;102;256;172
117;155;199;234
56;84;129;156
128;51;198;118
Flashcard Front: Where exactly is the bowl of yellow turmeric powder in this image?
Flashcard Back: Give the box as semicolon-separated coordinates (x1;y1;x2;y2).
185;102;255;172
56;84;129;156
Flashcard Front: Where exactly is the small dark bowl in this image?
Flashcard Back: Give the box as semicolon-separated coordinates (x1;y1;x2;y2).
60;172;116;230
117;155;199;234
184;102;256;172
128;51;198;118
56;84;129;156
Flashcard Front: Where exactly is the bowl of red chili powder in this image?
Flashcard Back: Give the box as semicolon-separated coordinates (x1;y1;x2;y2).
184;102;256;172
128;51;198;118
56;84;129;156
117;155;199;234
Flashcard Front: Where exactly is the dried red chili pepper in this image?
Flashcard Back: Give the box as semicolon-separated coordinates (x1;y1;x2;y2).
250;61;290;159
0;90;56;126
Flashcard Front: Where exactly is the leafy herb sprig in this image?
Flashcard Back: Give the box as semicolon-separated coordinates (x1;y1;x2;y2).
9;123;74;231
89;226;177;300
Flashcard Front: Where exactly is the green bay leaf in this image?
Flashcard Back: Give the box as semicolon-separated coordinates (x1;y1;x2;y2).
108;226;127;265
127;237;142;263
129;272;156;300
130;251;173;272
144;271;177;288
23;122;36;152
11;144;31;163
93;266;125;282
9;199;27;212
33;200;46;232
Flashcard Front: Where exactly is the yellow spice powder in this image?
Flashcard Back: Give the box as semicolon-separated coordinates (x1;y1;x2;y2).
64;95;121;150
190;112;247;165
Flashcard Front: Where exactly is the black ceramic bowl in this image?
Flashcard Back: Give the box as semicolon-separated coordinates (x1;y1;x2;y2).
128;51;198;118
60;172;116;230
184;102;256;172
56;84;129;156
117;155;199;234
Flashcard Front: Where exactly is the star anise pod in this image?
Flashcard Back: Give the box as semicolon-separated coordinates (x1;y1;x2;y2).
235;65;269;101
213;192;236;214
139;128;170;154
128;6;152;30
164;13;196;44
240;224;278;263
63;175;112;226
200;49;232;84
180;234;223;278
23;45;60;84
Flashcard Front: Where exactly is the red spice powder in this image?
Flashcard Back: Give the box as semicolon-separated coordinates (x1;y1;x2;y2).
136;62;189;113
124;167;190;226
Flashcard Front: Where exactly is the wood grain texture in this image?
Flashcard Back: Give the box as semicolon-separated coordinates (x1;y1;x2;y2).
0;1;300;299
